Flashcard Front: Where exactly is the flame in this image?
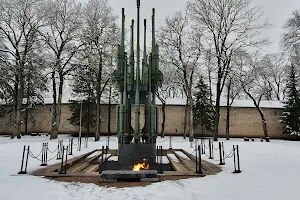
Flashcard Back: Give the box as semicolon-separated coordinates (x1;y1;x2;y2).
132;158;150;171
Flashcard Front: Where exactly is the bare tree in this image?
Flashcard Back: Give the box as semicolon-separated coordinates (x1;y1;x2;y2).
188;0;270;141
239;52;271;138
80;0;118;141
158;10;202;139
0;0;43;138
260;53;287;100
224;74;242;140
40;0;83;139
282;10;300;50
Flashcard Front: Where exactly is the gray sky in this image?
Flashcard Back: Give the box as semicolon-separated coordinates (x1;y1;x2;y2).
79;0;299;53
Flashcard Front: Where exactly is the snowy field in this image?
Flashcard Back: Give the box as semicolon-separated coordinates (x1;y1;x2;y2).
0;135;299;200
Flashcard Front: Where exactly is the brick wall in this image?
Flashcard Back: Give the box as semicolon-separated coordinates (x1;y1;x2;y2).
0;103;293;139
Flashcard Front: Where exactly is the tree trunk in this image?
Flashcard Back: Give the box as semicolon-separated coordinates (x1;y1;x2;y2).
183;99;188;139
226;83;231;140
226;105;230;140
257;107;269;138
188;88;194;139
51;71;57;139
25;87;29;135
50;71;64;140
95;52;103;141
25;75;31;135
213;81;221;141
244;90;269;138
13;67;23;139
208;69;213;106
11;75;18;139
108;85;111;136
87;98;90;137
161;102;166;137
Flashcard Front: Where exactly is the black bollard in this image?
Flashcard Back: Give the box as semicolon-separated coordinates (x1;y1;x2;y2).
219;142;225;165
19;145;30;174
57;140;63;160
169;136;172;149
104;146;109;170
158;146;163;174
68;138;73;155
201;139;205;154
235;145;241;173
78;136;82;151
208;140;212;159
222;142;225;164
19;145;26;173
59;146;68;174
211;141;214;159
107;135;110;148
41;143;48;166
99;146;104;174
198;145;202;174
233;145;242;173
156;146;159;163
25;146;30;173
195;144;198;173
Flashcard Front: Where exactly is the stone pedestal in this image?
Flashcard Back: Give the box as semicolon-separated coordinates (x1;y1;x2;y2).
100;170;158;182
118;143;156;166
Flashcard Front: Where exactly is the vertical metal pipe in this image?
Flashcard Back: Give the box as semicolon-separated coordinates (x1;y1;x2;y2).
156;146;158;163
135;0;141;143
60;146;65;174
143;19;147;84
123;52;128;135
70;138;73;155
121;8;125;53
211;141;214;159
152;8;155;50
20;145;26;173
100;146;104;174
222;142;225;164
233;145;237;172
219;142;223;165
45;143;48;165
198;145;202;174
79;100;82;146
151;9;156;137
209;140;212;159
237;145;241;172
25;146;30;173
195;142;198;173
159;146;163;173
65;146;68;169
131;20;135;85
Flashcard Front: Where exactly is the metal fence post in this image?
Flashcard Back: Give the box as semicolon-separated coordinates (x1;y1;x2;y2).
219;142;225;165
59;146;65;174
198;145;202;174
19;145;28;174
209;140;212;159
99;146;104;174
68;138;73;155
234;145;241;173
222;142;225;164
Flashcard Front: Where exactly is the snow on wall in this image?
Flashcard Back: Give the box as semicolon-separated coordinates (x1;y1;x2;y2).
1;96;285;109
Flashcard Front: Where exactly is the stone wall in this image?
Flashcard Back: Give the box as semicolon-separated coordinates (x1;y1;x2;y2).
0;103;293;139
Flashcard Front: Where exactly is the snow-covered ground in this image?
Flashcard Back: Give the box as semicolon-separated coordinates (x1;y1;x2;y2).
0;135;299;200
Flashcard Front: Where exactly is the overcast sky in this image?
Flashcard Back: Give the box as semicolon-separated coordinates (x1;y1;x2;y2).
78;0;299;53
56;0;300;99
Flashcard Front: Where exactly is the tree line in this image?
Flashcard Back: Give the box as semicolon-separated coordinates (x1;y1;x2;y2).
0;0;118;140
157;0;300;140
1;0;300;140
